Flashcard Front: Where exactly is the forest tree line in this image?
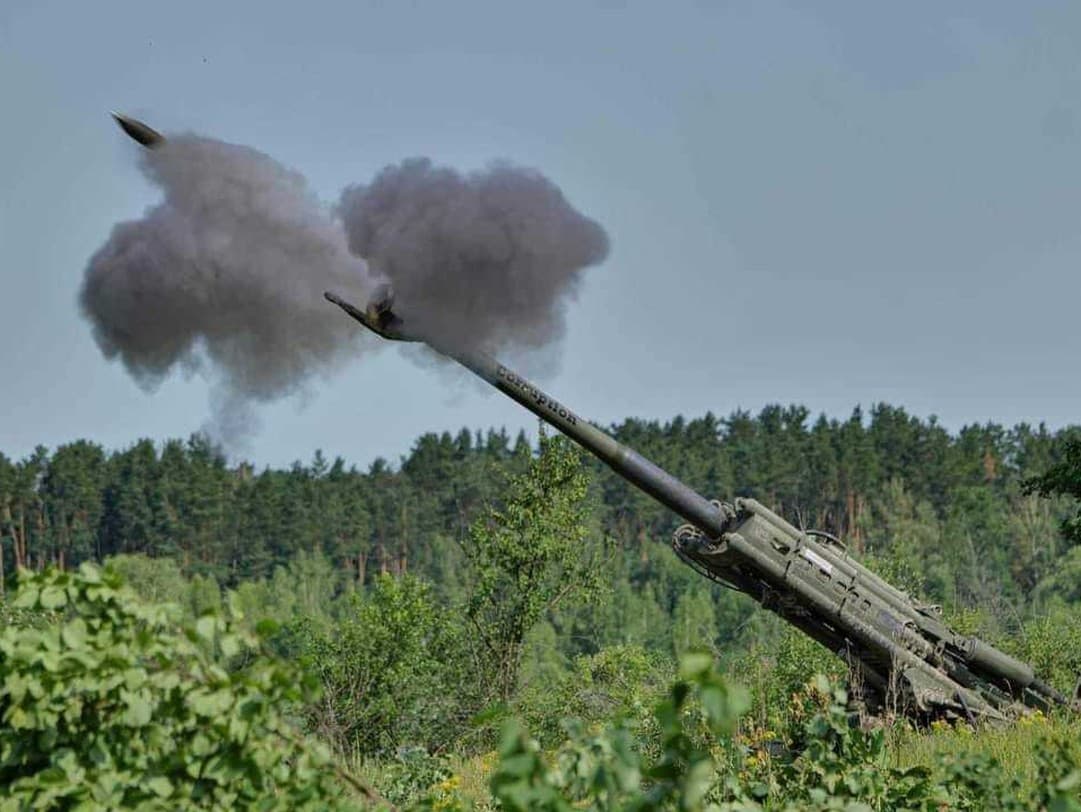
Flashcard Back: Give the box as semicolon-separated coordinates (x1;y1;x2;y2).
2;403;1078;615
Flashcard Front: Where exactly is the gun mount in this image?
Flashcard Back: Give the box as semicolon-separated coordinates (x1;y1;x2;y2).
327;287;1078;724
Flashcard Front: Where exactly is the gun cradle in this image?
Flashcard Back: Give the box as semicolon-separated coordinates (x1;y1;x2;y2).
674;498;1070;721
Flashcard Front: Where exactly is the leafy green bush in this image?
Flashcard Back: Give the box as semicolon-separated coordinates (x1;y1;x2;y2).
727;620;845;732
485;657;1081;812
1034;547;1081;606
0;565;361;810
465;432;608;706
489;652;750;811
1012;603;1081;696
763;677;941;810
299;573;469;758
379;746;454;806
515;645;670;748
104;553;188;606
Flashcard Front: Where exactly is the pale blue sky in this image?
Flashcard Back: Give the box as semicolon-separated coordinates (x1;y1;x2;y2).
1;1;1078;468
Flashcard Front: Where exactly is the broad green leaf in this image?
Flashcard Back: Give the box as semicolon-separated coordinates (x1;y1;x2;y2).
12;586;39;609
190;689;232;718
122;692;152;727
1058;769;1081;792
195;615;217;642
40;586;67;610
61;618;88;650
219;634;240;660
680;758;714;810
146;776;173;797
678;652;714;680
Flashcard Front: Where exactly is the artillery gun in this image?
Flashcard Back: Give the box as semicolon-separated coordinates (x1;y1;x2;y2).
326;287;1081;724
104;110;1079;723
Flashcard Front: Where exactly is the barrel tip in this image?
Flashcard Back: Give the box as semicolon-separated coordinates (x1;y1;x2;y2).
323;288;419;343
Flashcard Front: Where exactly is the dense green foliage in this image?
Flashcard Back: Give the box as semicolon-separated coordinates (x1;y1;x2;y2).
5;561;1077;810
1024;435;1081;605
1;408;1077;605
488;660;1081;812
301;573;471;757
2;406;1081;808
2;409;1079;661
0;566;362;810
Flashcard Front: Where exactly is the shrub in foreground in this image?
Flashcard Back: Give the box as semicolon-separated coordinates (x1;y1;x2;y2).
484;657;1081;812
0;565;361;810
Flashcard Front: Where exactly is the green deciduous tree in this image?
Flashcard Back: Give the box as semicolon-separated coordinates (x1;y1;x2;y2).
1024;433;1081;550
515;644;670;748
672;586;718;660
465;431;608;704
105;553;188;606
301;573;467;757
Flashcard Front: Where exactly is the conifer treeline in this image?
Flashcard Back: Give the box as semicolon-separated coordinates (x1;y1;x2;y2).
1;403;1077;607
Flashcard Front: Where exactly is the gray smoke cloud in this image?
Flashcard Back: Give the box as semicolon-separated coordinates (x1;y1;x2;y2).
82;133;609;445
338;158;609;355
80;135;373;443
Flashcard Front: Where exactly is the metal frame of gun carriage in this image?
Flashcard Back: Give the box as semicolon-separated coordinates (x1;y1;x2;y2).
326;288;1081;725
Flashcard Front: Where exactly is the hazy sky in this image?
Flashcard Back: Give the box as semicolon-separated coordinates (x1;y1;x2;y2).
1;1;1078;470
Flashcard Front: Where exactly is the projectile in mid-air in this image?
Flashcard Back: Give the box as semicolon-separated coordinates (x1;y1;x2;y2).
110;112;164;148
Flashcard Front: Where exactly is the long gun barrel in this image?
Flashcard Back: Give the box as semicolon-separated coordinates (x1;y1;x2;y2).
325;288;1078;723
322;294;727;536
453;347;730;539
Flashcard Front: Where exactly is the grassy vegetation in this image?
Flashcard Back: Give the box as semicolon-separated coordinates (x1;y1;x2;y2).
341;668;1081;811
3;431;1081;808
888;712;1081;786
3;560;1080;810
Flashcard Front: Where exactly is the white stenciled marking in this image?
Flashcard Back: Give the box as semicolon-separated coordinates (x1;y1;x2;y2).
800;548;834;575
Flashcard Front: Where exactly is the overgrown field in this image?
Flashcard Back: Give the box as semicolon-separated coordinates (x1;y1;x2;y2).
2;418;1080;808
2;564;1079;809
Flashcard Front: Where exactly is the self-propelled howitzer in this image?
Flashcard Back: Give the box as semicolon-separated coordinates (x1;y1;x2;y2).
325;288;1079;724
